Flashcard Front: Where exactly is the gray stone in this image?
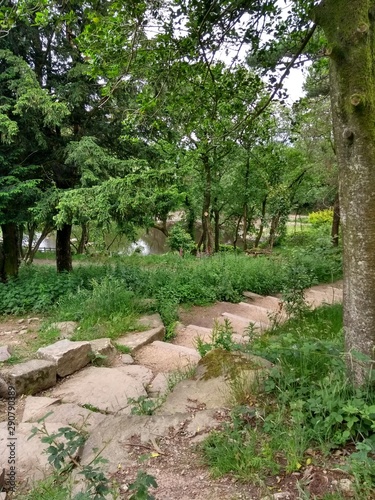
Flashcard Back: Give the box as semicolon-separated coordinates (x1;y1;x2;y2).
0;346;11;362
27;317;40;324
0;421;70;483
49;365;149;414
120;354;134;364
148;372;169;397
116;326;165;353
25;401;106;429
338;479;354;494
50;321;78;339
89;338;116;365
19;329;28;335
0;377;8;398
37;339;92;377
80;412;189;473
0;359;56;395
121;364;154;387
138;313;163;329
22;396;61;423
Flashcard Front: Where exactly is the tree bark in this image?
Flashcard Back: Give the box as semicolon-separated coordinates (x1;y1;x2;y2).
254;197;267;248
214;207;220;253
56;223;73;272
331;193;340;247
77;223;89;254
316;0;375;384
199;153;213;253
1;223;20;282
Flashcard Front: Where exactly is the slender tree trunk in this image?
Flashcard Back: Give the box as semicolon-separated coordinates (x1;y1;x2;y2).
214;208;220;253
18;225;24;259
77;223;89;254
1;223;20;281
331;193;340;247
243;203;248;251
268;213;280;250
254;197;267;248
316;0;375;385
233;215;242;249
199;154;213;253
24;224;51;264
56;224;73;272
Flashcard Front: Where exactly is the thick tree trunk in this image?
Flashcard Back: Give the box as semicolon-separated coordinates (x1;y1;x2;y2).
56;224;73;273
184;196;196;241
268;213;280;250
331;193;340;247
1;223;20;282
316;0;375;384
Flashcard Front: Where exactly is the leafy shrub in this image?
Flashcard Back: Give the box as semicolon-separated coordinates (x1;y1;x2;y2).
308;208;333;226
167;224;195;254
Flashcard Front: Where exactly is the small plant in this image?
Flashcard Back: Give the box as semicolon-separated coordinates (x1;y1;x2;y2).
28;416;115;499
88;352;108;367
195;319;235;357
127;396;162;416
128;470;158;500
113;343;131;354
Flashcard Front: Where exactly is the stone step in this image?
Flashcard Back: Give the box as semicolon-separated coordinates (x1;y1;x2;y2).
135;341;201;374
242;293;282;310
173;324;212;349
305;289;342;307
232;302;281;324
220;313;268;335
116;325;165;353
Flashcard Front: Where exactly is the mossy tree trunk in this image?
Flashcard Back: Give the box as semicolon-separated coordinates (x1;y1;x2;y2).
331;193;340;247
316;0;375;385
56;223;73;273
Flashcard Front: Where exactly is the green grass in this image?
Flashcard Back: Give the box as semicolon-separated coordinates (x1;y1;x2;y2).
200;304;375;499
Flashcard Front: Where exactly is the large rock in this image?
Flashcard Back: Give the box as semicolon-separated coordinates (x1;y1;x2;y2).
0;421;69;483
22;396;61;422
89;338;117;366
0;359;56;395
49;366;151;414
37;339;92;377
116;313;165;353
0;346;11;362
135;341;201;373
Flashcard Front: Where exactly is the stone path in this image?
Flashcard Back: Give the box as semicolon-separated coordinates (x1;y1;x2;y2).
0;282;343;497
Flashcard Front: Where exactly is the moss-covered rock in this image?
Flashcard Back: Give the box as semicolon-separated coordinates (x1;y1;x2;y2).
195;348;272;381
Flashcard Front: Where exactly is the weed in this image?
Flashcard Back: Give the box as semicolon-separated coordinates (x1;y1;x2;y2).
127;396;162;416
195;319;235;357
113;343;131;354
128;470;158;500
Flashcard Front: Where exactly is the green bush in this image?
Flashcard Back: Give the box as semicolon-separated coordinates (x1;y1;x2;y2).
308;208;334;225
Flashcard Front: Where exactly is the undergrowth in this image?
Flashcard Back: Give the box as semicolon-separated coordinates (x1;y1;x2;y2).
201;304;375;499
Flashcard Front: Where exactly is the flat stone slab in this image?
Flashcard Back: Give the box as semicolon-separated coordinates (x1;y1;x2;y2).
0;421;70;483
174;324;212;349
0;345;11;362
157;377;228;415
80;412;189;473
49;366;150;414
138;313;164;329
0;359;56;395
22;396;61;422
135;341;201;373
220;313;268;335
116;326;165;353
37;339;92;377
24;401;106;430
148;372;170;397
89;338;116;365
